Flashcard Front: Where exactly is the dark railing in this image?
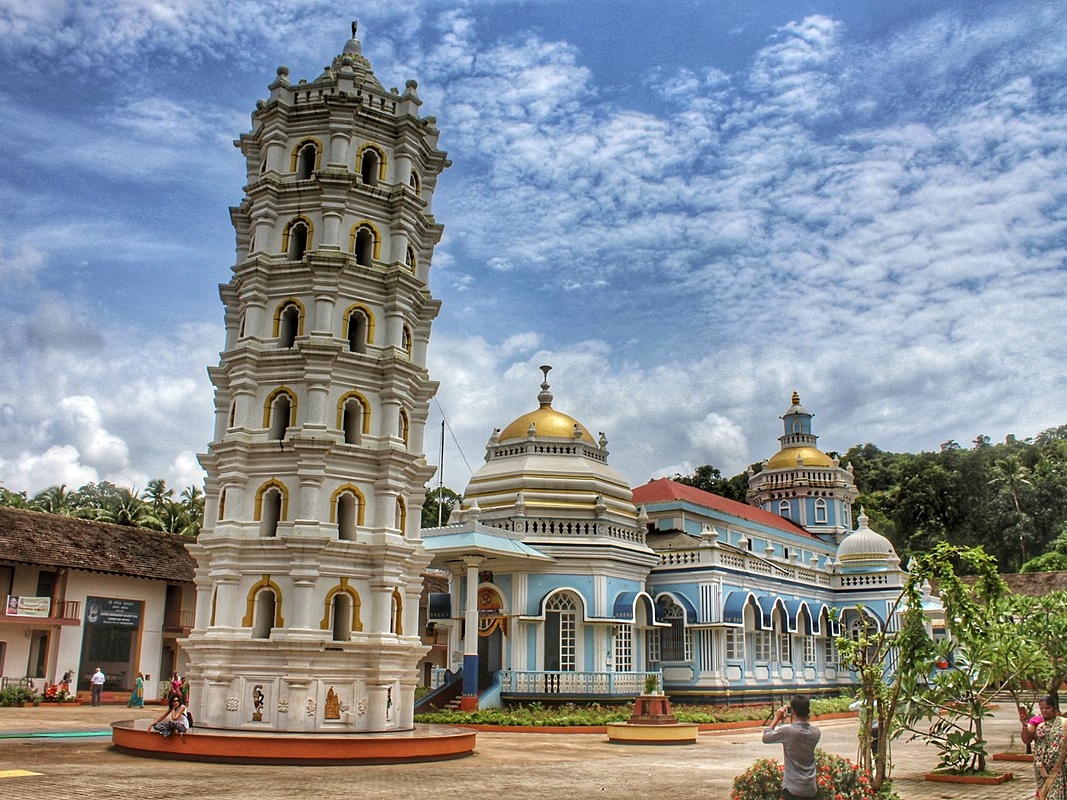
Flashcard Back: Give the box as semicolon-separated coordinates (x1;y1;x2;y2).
163;610;195;631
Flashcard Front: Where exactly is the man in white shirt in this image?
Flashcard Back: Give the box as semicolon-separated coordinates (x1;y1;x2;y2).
762;696;822;800
90;667;106;706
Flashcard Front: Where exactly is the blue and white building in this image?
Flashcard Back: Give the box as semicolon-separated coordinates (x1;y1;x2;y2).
422;376;904;706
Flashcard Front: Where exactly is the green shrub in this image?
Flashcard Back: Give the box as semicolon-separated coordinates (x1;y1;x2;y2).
0;685;39;706
732;751;881;800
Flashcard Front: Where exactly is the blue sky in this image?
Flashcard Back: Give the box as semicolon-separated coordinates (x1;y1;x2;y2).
1;0;1065;496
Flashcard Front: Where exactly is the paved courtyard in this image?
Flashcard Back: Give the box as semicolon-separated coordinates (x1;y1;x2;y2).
0;703;1039;799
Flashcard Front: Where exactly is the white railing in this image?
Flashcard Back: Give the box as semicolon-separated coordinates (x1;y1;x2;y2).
500;670;658;696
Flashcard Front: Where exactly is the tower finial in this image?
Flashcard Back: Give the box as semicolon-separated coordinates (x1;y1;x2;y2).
791;389;800;406
537;365;553;407
351;20;358;38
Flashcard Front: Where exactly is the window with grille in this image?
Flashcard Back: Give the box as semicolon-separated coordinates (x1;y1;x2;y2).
823;635;838;666
804;635;817;664
779;633;793;664
753;631;773;662
546;594;577;671
647;628;660;665
614;625;633;672
659;598;688;662
725;628;745;660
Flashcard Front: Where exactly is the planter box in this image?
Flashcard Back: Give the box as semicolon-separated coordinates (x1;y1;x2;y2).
925;771;1013;785
992;752;1033;762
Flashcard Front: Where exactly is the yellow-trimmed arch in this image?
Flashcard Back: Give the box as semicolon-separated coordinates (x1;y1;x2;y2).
401;324;413;356
329;483;367;526
398;408;410;444
262;387;298;429
335;392;372;435
253;479;290;521
405;245;417;272
242;574;285;627
356;142;388;182
319;577;364;632
395;495;407;532
289;136;324;173
281;215;314;254
349;221;382;261
341;303;376;344
408;170;421;193
272;298;306;338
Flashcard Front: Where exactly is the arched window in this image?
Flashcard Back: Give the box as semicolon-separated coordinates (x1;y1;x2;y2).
401;325;413;356
409;170;421;193
265;389;295;440
398;408;409;445
331;593;352;642
545;593;578;672
337;392;370;445
352;224;377;266
405;246;416;272
296;142;317;179
332;485;365;540
283;217;312;260
394;496;407;532
277;303;301;348
252;589;277;638
775;608;793;666
814;498;828;524
243;576;284;634
345;306;373;353
290;138;322;179
658;597;689;662
391;588;403;635
255;481;288;537
228;401;237;428
217;487;227;521
778;499;791;519
358;144;385;186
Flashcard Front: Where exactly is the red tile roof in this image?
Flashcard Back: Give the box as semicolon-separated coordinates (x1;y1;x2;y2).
632;478;813;538
0;506;195;582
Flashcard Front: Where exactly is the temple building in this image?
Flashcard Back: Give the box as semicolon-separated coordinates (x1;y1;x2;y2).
182;24;448;733
421;378;905;706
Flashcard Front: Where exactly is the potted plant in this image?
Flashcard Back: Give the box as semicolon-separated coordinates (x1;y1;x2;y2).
643;673;659;696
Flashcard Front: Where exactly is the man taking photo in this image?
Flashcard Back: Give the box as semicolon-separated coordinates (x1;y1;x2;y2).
762;696;821;800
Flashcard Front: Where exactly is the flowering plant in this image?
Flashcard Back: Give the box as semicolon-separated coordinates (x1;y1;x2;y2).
731;750;878;800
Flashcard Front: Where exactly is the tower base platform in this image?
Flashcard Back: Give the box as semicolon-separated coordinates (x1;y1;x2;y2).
111;719;476;764
604;721;699;745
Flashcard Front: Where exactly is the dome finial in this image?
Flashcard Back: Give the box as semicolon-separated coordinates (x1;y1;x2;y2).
351;20;358;38
791;389;800;406
537;365;553;407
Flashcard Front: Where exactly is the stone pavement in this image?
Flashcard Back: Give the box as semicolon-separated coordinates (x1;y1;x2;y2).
0;703;1039;800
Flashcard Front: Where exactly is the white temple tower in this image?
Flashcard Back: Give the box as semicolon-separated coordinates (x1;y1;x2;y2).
183;23;448;733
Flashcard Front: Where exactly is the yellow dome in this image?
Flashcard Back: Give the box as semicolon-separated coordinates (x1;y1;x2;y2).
499;406;597;444
766;445;834;470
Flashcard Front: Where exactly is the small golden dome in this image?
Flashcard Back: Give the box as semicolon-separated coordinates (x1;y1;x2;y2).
766;445;834;470
499;406;596;444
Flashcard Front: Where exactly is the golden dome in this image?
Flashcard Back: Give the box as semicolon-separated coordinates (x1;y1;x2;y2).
766;445;834;470
499;406;596;445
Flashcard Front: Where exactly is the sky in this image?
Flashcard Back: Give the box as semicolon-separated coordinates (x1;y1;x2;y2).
0;0;1065;498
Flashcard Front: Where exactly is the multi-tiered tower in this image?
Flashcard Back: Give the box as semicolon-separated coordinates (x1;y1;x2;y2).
183;23;448;733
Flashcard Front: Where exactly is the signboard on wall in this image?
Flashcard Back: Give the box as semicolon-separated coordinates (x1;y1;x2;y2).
84;597;142;627
5;595;51;617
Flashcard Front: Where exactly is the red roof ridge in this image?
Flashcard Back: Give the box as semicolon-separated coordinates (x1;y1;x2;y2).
633;477;812;538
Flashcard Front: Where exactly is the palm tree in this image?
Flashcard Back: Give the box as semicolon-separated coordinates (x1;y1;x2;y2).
989;455;1034;564
97;487;162;528
30;484;77;516
143;478;173;510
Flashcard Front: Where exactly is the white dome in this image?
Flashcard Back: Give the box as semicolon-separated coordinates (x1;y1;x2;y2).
837;509;897;564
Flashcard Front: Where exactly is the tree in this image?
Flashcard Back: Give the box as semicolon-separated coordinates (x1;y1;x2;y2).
672;464;748;502
894;546;1047;774
422;486;461;529
95;487;162;528
988;455;1035;565
143;478;173;511
29;484;77;516
1012;591;1067;706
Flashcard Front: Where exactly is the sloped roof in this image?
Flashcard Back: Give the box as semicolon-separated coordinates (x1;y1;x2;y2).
0;506;195;582
633;478;812;539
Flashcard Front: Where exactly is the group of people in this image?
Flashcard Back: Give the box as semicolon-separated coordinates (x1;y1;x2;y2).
149;672;192;740
762;693;1066;800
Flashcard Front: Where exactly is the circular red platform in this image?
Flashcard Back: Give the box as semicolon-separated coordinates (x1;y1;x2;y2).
111;719;476;765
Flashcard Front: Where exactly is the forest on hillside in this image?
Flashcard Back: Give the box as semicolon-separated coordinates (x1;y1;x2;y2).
4;422;1067;574
674;423;1067;574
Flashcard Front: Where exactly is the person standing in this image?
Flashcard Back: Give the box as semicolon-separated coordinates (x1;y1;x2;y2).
127;672;144;708
90;667;106;706
762;696;822;800
1020;695;1066;800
